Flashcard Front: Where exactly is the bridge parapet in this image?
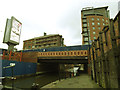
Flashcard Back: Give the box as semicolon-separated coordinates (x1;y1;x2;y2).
37;50;88;57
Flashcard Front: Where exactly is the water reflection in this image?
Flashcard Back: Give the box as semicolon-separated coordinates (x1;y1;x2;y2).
3;72;59;89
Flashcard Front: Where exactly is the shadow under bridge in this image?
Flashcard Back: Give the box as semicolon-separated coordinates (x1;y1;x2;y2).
37;56;88;64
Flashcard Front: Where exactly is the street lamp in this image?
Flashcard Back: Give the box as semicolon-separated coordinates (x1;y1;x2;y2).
3;63;15;89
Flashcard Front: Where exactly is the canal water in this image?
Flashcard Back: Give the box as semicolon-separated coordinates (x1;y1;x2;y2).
3;72;60;89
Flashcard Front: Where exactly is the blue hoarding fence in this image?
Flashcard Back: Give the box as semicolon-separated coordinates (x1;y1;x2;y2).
0;49;2;85
1;60;37;77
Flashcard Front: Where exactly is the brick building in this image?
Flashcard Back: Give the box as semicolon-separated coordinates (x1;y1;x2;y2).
23;33;64;50
81;6;110;45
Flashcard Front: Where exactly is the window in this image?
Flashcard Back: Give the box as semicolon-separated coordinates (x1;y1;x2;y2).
97;18;100;21
93;32;96;35
102;19;104;21
32;46;35;48
84;28;87;31
92;22;95;25
103;23;105;26
83;19;87;22
93;27;95;30
83;32;88;36
84;37;88;41
28;46;31;49
91;18;94;21
94;37;96;39
83;24;87;27
98;22;100;25
106;20;108;22
98;27;101;30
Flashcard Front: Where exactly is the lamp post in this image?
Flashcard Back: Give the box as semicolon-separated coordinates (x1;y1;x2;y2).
10;63;15;89
3;63;15;89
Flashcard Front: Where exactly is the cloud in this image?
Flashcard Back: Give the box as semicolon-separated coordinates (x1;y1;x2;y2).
0;0;119;50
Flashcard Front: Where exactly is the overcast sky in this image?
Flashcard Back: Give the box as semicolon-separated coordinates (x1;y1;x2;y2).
0;0;119;50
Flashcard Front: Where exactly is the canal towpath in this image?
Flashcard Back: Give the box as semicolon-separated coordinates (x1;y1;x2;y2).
41;73;101;88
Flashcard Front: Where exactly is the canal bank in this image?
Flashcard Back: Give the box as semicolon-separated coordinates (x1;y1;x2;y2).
41;73;101;88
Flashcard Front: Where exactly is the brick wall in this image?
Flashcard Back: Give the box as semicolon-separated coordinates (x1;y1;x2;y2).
88;18;120;88
2;50;88;63
37;50;88;57
114;19;120;46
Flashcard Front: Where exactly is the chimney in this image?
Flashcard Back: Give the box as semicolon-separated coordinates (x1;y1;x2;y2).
44;32;46;36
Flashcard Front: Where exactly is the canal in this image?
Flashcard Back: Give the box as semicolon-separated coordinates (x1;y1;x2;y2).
2;72;60;89
2;64;85;89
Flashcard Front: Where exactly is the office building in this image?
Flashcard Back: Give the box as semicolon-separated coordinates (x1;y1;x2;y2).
23;33;64;50
81;6;110;45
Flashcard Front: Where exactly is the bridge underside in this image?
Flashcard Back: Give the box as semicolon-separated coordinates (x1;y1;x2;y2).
37;56;88;64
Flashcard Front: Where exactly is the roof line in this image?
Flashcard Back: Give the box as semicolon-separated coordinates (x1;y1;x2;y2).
23;34;61;41
82;6;108;11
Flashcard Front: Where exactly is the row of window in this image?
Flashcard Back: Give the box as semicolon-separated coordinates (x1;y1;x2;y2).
39;51;87;56
91;18;108;22
84;36;96;41
83;31;96;37
91;22;105;26
24;41;35;45
24;43;58;49
83;22;105;29
93;27;101;30
83;18;108;22
36;39;57;44
83;27;101;32
35;43;57;48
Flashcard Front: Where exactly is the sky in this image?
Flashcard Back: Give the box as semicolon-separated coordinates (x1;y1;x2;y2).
0;0;119;50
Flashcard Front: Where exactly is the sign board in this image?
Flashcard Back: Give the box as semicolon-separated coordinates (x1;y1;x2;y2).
3;16;22;45
10;17;22;43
